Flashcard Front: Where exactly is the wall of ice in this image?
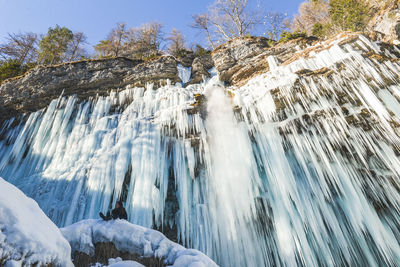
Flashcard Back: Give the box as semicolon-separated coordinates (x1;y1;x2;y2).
1;35;400;266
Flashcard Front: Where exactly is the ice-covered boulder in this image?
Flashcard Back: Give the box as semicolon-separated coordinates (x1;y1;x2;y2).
61;219;218;267
0;177;73;266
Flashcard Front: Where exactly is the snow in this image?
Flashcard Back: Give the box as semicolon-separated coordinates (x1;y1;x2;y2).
0;177;73;266
61;219;218;267
91;258;145;267
108;261;145;267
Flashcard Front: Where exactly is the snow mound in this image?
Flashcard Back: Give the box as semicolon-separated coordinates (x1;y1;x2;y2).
92;258;145;267
61;219;218;267
0;177;73;266
108;260;145;267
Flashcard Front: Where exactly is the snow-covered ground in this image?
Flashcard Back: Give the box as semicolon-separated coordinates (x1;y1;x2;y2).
92;257;145;267
0;177;73;266
0;176;216;266
61;219;218;267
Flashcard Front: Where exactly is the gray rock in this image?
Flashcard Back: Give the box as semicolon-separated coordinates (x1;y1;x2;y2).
187;57;211;85
367;1;400;44
176;50;195;67
0;56;180;123
211;36;317;86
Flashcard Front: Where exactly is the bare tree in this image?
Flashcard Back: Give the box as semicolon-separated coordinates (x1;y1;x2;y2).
210;0;260;41
191;14;215;49
95;22;164;59
192;0;261;46
292;0;330;34
167;29;186;57
96;22;128;57
67;32;88;61
0;32;39;64
263;12;290;41
127;22;164;58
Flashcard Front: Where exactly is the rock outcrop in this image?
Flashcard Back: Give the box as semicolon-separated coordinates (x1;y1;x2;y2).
188;54;213;85
367;0;400;44
0;56;180;123
211;36;318;86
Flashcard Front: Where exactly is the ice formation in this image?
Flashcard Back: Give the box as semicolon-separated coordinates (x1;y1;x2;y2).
177;64;192;85
1;34;400;266
0;177;73;266
61;219;218;267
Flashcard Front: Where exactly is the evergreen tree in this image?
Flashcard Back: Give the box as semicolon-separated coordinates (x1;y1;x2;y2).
0;59;35;83
39;25;74;64
329;0;368;32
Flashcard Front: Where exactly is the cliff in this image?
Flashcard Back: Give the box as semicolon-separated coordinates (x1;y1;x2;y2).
367;0;400;44
0;53;213;124
1;31;400;267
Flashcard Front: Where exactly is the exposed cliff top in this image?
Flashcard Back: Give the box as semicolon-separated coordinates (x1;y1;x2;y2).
212;32;400;87
1;31;399;126
0;56;181;123
367;0;400;44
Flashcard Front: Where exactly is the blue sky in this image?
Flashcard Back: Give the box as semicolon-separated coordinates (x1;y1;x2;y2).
0;0;304;50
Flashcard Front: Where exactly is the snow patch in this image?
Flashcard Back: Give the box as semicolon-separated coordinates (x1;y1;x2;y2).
0;177;73;266
61;219;218;267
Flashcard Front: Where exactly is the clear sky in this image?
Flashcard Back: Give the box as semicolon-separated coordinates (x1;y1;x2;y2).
0;0;304;51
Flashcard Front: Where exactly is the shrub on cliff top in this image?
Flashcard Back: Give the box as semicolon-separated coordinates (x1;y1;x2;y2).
0;60;36;84
279;31;307;43
329;0;369;32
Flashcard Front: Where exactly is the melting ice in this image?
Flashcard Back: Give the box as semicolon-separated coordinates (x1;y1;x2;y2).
1;35;400;266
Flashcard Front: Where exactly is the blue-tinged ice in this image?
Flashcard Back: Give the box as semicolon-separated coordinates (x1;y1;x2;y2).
1;35;400;267
177;64;191;85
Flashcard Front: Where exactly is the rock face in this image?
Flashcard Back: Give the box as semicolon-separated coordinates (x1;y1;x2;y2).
188;55;212;85
367;0;400;44
211;36;317;86
0;56;180;123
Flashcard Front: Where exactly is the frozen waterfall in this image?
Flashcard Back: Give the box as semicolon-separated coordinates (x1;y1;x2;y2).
2;35;400;266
